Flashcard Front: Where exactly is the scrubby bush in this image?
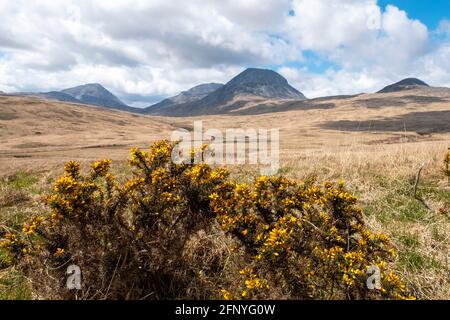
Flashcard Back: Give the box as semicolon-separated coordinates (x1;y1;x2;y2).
0;141;413;300
444;150;450;181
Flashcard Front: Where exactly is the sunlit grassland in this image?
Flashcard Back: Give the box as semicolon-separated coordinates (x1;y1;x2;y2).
1;140;449;299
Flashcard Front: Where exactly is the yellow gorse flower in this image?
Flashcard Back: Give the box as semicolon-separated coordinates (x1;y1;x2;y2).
22;216;45;235
91;159;112;177
64;161;81;178
221;289;234;300
54;176;78;193
444;151;450;177
53;248;65;257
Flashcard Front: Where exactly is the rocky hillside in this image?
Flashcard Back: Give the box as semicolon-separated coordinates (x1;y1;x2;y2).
378;78;430;93
147;83;223;114
145;68;306;116
60;83;133;111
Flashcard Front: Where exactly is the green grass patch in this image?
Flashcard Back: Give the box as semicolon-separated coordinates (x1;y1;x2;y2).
398;232;420;249
363;194;428;223
4;171;38;190
399;250;426;270
0;270;32;300
362;176;431;222
0;207;33;229
394;198;428;222
399;250;443;271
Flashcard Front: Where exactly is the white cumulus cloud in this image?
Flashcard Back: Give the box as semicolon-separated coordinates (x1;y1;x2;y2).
0;0;448;105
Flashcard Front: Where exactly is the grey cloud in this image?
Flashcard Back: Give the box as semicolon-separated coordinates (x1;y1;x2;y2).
0;31;33;50
153;33;269;67
22;50;77;72
67;40;143;68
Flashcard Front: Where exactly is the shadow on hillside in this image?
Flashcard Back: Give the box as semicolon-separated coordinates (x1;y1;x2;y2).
0;113;18;120
232;100;336;115
320;110;450;135
355;96;446;109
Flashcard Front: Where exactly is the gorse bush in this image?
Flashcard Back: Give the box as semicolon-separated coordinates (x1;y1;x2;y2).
0;140;413;299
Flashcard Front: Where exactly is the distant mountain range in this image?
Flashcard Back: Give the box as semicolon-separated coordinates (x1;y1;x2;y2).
60;83;132;110
11;83;138;112
36;91;83;104
147;83;224;114
143;68;307;116
2;69;444;116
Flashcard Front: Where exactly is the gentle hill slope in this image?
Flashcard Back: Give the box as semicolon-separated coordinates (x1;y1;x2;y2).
0;95;174;169
9;84;137;112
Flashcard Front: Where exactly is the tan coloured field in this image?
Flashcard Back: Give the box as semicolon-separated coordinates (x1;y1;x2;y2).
1;89;450;299
2;88;450;171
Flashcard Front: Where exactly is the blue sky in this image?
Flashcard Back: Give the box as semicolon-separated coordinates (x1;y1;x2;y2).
379;0;450;29
0;0;449;106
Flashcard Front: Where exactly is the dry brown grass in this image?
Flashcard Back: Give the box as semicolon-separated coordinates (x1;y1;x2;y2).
1;90;449;299
281;142;450;299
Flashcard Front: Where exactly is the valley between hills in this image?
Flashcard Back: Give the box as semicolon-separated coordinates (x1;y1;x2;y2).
1;82;450;173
